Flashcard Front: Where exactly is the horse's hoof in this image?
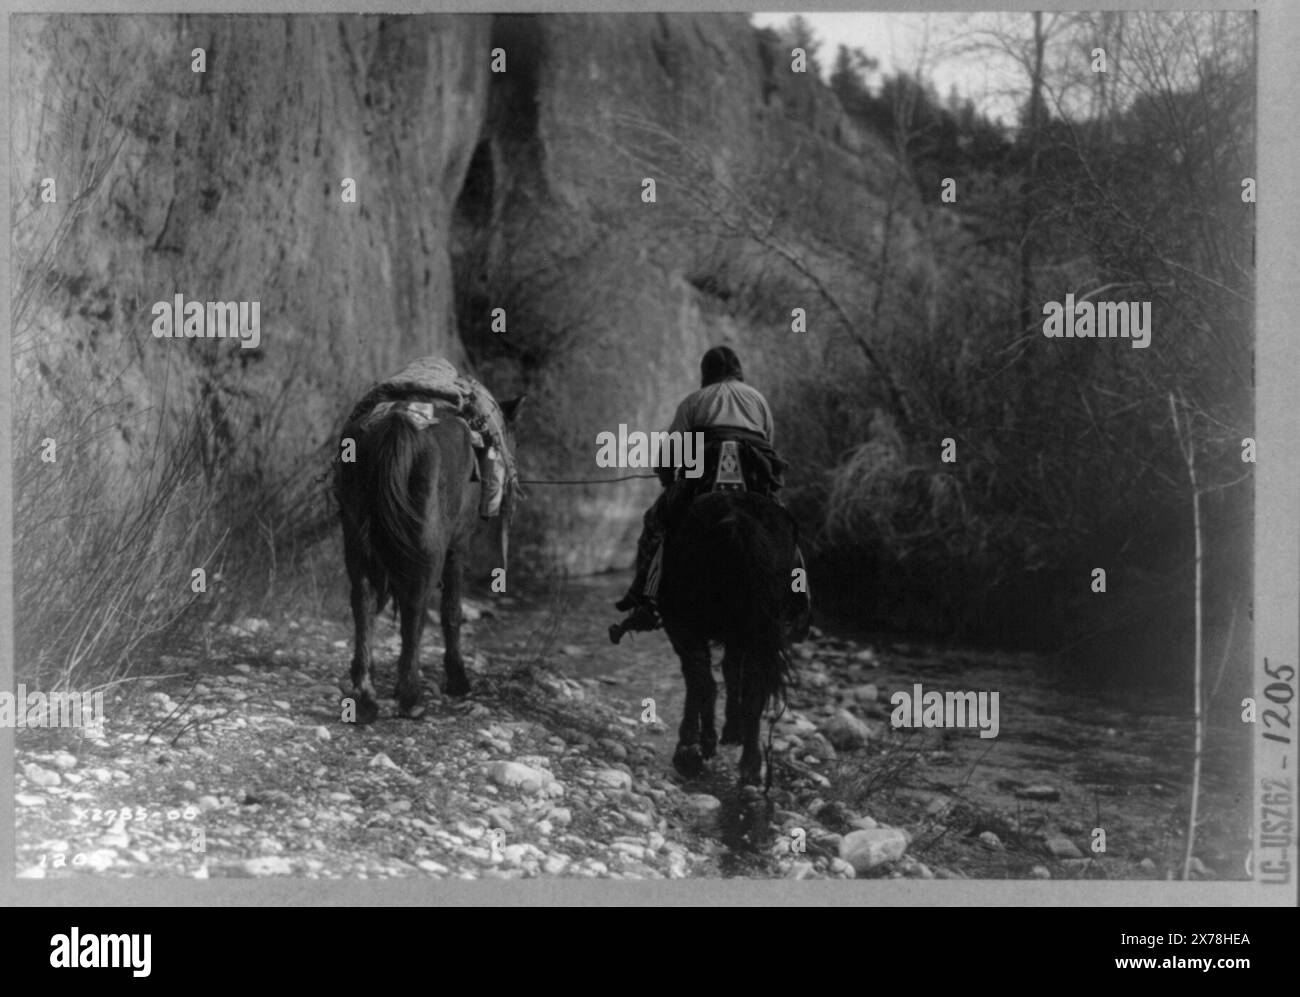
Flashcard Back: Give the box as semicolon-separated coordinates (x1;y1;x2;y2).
345;693;380;725
673;743;705;778
720;722;740;745
442;675;471;698
701;733;718;759
737;764;763;788
397;701;426;720
395;683;424;717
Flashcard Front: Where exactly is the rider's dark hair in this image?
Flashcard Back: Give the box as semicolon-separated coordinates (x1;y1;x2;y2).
700;346;743;386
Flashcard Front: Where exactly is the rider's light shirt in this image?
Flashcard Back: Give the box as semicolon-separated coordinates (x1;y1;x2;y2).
667;380;774;443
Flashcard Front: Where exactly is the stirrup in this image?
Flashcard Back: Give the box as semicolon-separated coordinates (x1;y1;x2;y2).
614;590;640;613
609;602;660;644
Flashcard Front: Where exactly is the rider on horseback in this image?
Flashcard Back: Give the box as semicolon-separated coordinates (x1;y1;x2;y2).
611;345;809;642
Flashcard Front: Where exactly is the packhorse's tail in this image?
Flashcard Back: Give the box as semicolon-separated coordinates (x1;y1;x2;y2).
354;411;436;601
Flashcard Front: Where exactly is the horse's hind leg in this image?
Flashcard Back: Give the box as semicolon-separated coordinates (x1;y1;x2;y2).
736;654;767;787
439;547;471;697
672;641;711;777
345;556;380;725
394;588;431;718
699;657;718;760
720;651;741;745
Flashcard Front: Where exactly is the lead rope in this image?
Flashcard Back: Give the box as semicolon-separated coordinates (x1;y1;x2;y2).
517;473;658;485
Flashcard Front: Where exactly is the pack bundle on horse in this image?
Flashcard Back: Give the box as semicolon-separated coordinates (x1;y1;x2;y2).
335;357;522;723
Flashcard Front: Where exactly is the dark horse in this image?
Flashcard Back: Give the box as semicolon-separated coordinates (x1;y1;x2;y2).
657;489;802;787
335;382;521;723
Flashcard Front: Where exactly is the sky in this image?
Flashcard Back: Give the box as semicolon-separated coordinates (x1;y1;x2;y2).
750;11;1027;125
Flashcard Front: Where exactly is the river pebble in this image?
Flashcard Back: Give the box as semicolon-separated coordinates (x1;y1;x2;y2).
840;828;909;873
1046;836;1084;859
592;768;632;790
819;709;873;750
489;760;551;793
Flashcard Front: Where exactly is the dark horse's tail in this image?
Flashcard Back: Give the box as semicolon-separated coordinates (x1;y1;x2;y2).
338;409;437;607
686;493;796;712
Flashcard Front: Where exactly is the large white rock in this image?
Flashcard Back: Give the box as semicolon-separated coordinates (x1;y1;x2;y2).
593;768;632;791
839;828;909;873
243;856;294;876
489;760;551;794
819;709;873;751
682;793;722;830
23;763;61;787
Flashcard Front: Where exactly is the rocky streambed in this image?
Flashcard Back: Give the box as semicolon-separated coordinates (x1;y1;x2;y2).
14;574;1250;883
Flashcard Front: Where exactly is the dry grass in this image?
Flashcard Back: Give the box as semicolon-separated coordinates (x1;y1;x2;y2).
11;388;221;691
12;373;342;693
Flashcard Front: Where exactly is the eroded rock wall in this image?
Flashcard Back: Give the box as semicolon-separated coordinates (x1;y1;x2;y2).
12;14;492;482
11;13;923;576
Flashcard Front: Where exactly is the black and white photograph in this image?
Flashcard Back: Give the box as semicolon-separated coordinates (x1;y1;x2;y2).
4;2;1293;910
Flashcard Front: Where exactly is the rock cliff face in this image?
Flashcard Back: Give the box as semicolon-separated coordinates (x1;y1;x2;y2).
11;13;921;575
13;14;491;482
